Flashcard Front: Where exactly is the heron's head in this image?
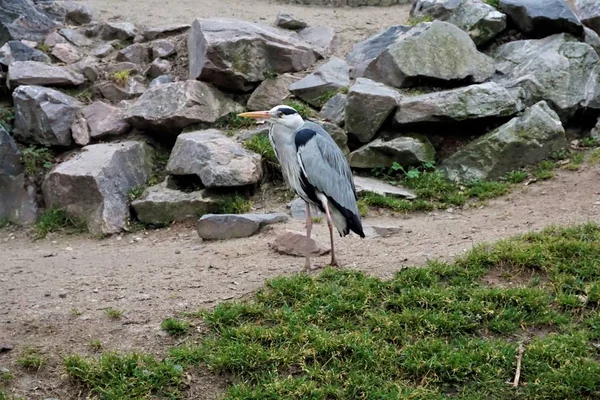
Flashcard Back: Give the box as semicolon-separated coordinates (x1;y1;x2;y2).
237;105;304;130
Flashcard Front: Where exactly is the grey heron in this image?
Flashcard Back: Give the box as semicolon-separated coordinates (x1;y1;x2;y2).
238;105;365;272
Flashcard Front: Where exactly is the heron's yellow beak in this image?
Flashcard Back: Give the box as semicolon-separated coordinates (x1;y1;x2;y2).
237;111;271;119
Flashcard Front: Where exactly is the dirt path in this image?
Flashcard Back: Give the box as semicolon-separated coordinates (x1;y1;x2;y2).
74;0;412;57
2;165;600;398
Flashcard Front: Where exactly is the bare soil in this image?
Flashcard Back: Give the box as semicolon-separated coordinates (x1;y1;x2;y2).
2;164;600;398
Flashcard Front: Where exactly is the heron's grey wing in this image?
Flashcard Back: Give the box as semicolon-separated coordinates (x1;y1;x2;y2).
295;131;359;216
299;121;358;199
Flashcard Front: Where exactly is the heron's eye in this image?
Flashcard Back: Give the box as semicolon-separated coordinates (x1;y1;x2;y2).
277;111;284;118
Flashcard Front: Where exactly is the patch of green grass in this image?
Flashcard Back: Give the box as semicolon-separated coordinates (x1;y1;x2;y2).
243;134;281;180
243;134;277;164
37;42;50;53
63;223;600;399
63;88;93;104
505;169;528;184
311;216;323;224
0;369;13;386
316;87;348;107
71;307;82;316
104;307;123;319
581;137;598;148
34;207;87;239
63;352;183;399
465;180;510;200
216;112;258;130
21;146;54;176
127;185;146;202
16;347;45;370
565;152;585;171
589;148;600;165
407;15;434;26
534;160;556;180
177;223;600;399
88;340;103;351
218;194;253;214
283;99;315;119
111;70;130;87
0;106;14;133
0;219;9;229
484;0;499;7
161;317;190;336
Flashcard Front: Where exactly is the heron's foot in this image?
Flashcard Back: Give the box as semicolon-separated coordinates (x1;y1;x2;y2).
329;258;340;268
306;264;324;273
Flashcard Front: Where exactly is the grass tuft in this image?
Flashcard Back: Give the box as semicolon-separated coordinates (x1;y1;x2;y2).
218;194;252;214
88;340;103;351
0;106;14;133
161;317;190;336
484;0;499;7
243;134;281;180
64;352;183;399
16;347;45;371
21;146;54;176
111;70;130;87
105;308;123;319
283;99;315;119
407;15;434;26
34;207;87;239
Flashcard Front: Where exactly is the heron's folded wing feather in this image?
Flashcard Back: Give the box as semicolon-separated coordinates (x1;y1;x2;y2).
296;133;359;215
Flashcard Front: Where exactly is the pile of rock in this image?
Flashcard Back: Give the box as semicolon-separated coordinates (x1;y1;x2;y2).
1;0;599;240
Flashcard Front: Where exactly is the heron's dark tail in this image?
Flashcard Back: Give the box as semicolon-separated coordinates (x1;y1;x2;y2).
326;196;366;238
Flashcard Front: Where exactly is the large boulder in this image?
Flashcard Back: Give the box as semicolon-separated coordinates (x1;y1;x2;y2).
591;117;600;140
348;135;436;169
395;82;520;125
346;25;411;79
42;141;153;235
575;0;600;34
0;127;38;226
492;33;600;121
319;93;347;126
288;57;350;107
139;23;190;41
275;12;308;30
7;61;85;88
13;85;83;147
363;21;495;88
197;213;288;240
441;101;568;182
187;18;319;92
0;0;60;45
584;27;600;54
64;3;94;25
345;78;401;143
298;26;337;57
0;40;50;67
410;0;507;45
99;22;137;41
94;78;147;102
116;43;149;66
59;28;93;47
247;73;300;111
81;101;130;139
131;182;220;225
51;43;82;64
499;0;584;37
125;80;242;134
166;129;263;187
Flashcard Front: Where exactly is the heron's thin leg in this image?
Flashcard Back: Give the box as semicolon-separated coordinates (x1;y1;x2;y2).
305;202;312;273
321;199;339;267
